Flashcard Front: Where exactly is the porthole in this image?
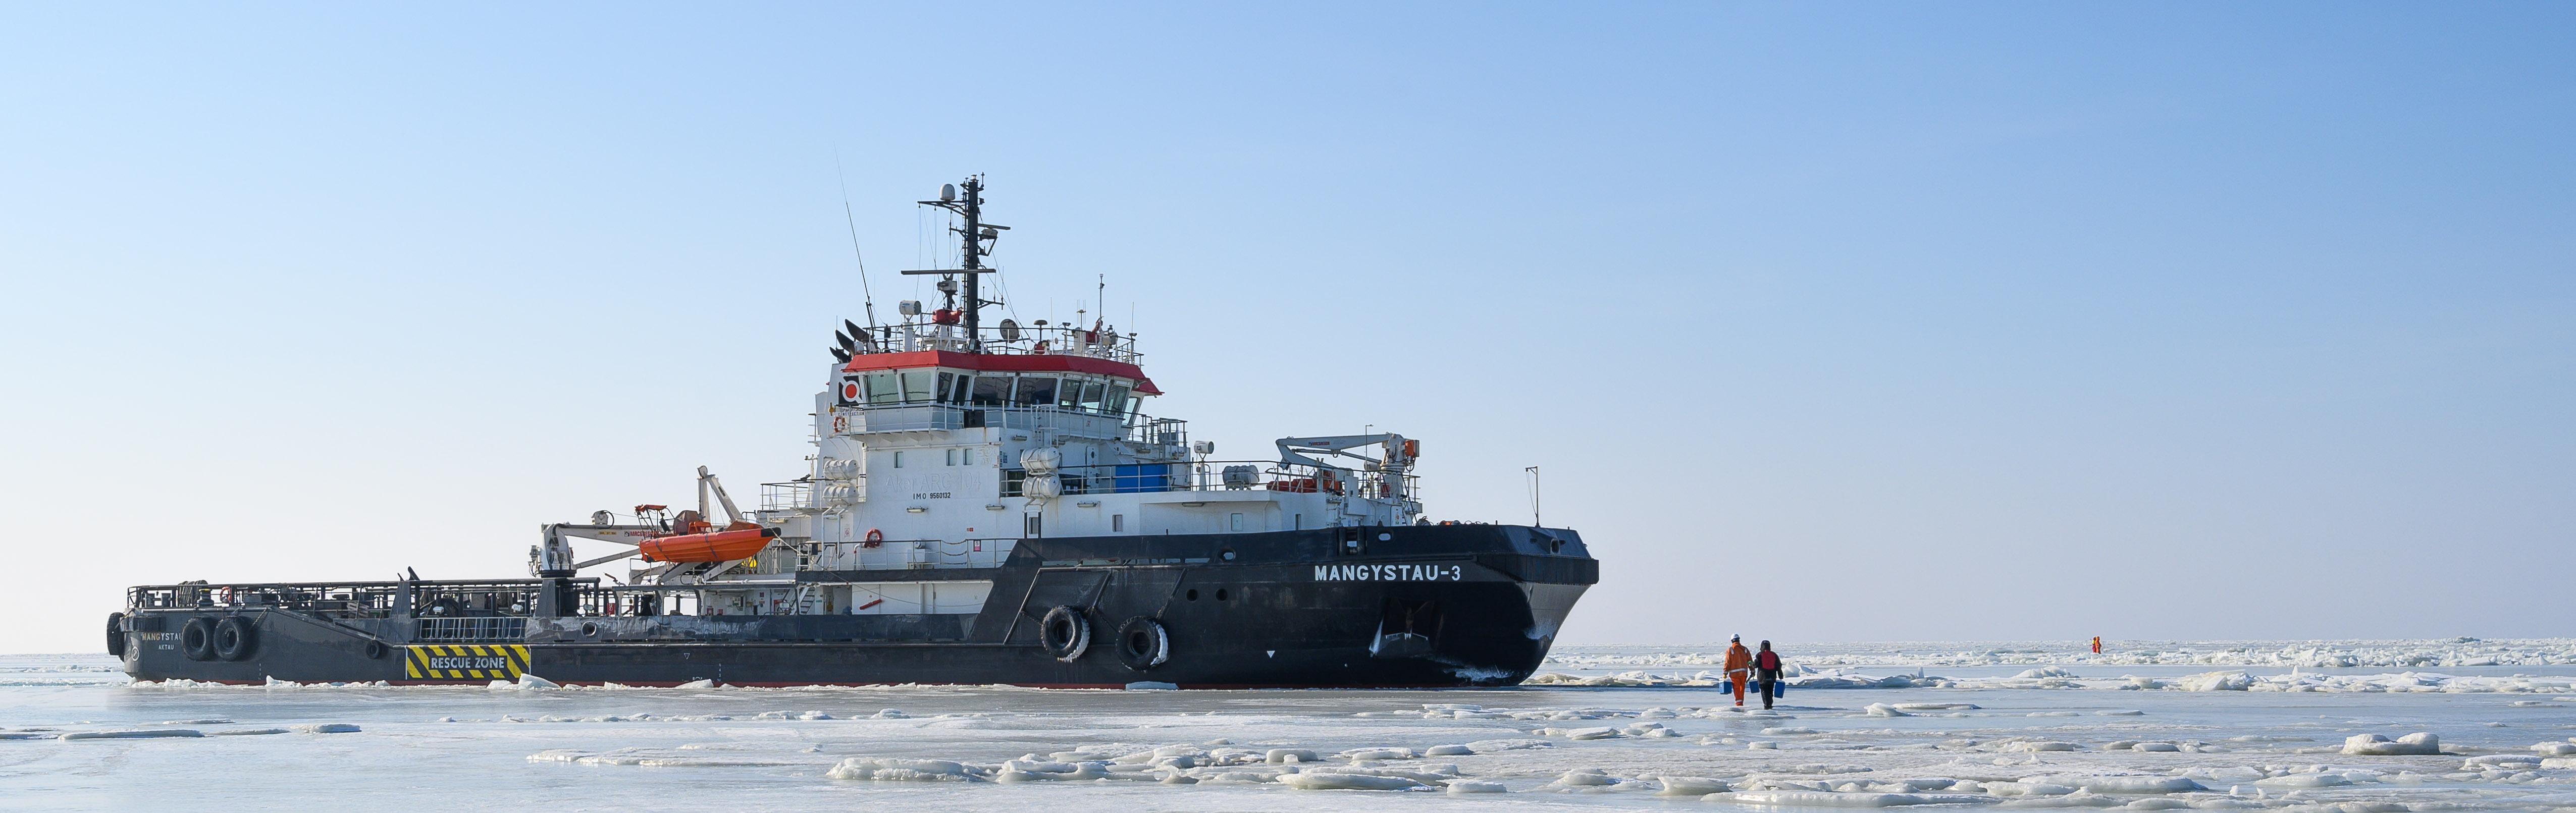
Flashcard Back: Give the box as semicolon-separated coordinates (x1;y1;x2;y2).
1216;588;1229;602
1549;539;1565;554
1186;589;1199;601
1377;532;1391;541
1219;548;1237;562
580;622;599;636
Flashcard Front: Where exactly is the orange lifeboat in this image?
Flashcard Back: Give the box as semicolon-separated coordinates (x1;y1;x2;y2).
639;522;780;563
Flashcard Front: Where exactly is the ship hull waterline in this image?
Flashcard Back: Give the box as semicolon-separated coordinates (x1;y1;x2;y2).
121;526;1595;689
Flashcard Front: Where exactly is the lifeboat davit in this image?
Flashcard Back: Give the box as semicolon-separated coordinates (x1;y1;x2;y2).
639;522;780;563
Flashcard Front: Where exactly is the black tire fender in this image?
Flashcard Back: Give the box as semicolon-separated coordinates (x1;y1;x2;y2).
1038;606;1090;662
364;640;388;660
213;616;258;662
180;617;218;662
106;613;126;658
1114;616;1170;672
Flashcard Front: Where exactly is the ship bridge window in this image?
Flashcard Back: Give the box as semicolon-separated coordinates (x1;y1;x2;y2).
1104;384;1130;416
865;372;899;406
949;372;972;403
902;370;935;403
970;374;1011;406
934;371;958;404
1014;376;1057;407
1057;376;1086;410
1077;381;1107;412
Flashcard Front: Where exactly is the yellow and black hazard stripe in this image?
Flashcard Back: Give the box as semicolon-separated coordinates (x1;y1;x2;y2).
404;644;531;680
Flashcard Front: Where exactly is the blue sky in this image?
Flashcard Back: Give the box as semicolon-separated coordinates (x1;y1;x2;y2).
2;4;2569;652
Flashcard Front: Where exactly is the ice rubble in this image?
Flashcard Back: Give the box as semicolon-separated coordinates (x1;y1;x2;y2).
1547;637;2576;670
2341;733;2440;756
1519;665;2576;694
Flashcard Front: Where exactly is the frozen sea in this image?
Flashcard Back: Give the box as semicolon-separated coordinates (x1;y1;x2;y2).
9;639;2576;811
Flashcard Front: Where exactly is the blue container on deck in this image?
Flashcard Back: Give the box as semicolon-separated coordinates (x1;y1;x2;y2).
1110;464;1172;493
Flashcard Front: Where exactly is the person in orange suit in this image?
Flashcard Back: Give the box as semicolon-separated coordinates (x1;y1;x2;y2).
1722;635;1753;707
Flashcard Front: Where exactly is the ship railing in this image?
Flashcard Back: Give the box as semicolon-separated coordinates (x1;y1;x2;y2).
826;401;1182;445
566;585;701;618
806;537;1010;570
849;322;1144;366
414;616;528;642
123;578;592;623
761;480;816;513
1008;460;1417;501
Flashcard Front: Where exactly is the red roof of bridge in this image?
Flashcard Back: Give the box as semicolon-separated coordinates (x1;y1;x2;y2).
839;350;1162;395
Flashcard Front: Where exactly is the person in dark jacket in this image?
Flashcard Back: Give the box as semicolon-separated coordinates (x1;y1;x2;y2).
1754;640;1784;710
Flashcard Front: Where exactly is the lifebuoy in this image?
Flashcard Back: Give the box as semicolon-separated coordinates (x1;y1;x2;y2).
831;414;850;433
1115;617;1170;672
1039;606;1090;662
213;616;258;662
863;528;884;548
180;617;218;662
105;613;126;658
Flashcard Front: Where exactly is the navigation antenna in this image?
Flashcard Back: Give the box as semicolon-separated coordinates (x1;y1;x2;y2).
835;167;879;330
906;176;1007;353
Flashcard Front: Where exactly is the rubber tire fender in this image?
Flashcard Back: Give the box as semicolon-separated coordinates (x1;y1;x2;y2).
212;616;258;662
1114;616;1170;672
105;613;126;658
1038;606;1091;662
180;617;218;662
364;640;388;660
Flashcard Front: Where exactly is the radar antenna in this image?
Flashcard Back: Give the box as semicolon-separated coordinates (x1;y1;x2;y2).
906;176;1007;353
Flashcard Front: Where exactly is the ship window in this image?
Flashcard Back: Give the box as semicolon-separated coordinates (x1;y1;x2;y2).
946;448;957;466
892;451;906;468
970;374;1011;406
1103;385;1129;415
1112;514;1124;532
1058;377;1084;410
865;372;899;406
1186;589;1198;601
1230;513;1244;532
1078;382;1107;412
901;370;934;403
1014;376;1057;407
1216;588;1229;601
934;372;956;403
961;448;975;466
951;372;972;403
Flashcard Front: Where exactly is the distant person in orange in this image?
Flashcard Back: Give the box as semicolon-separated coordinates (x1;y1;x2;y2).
1722;635;1753;707
2091;636;2102;654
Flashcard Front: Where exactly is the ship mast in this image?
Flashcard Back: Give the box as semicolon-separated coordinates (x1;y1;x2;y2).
907;176;1005;354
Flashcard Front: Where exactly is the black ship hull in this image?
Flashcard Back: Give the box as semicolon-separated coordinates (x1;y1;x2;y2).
118;525;1594;688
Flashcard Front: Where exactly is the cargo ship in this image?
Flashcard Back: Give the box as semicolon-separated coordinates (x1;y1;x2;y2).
110;177;1596;687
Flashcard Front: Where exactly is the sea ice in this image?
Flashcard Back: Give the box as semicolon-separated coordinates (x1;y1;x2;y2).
1276;772;1425;790
59;729;202;739
2341;733;2439;755
1654;776;1731;795
1710;791;1996;806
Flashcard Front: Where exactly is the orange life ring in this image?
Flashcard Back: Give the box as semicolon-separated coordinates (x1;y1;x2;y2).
831;414;849;433
863;528;884;548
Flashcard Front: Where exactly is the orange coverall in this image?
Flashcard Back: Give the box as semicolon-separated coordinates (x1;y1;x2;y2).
1722;642;1753;705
